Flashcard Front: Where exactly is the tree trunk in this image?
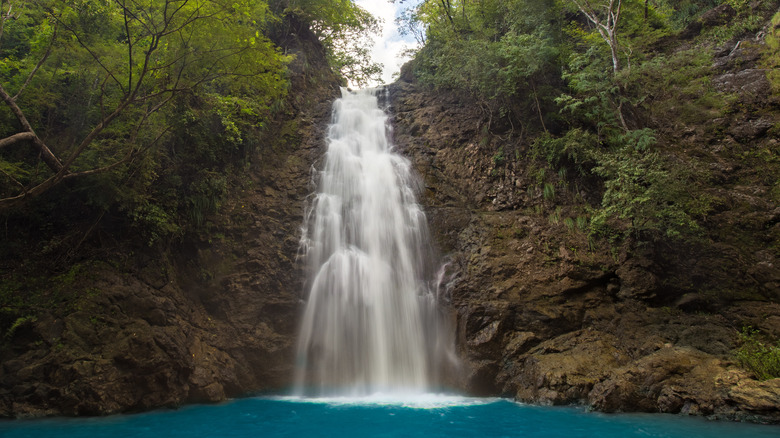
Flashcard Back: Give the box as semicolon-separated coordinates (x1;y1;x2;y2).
609;29;620;74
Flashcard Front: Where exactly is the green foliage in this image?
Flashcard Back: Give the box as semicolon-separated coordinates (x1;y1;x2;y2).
543;183;556;201
410;0;565;126
129;202;182;246
590;145;708;241
406;0;764;248
548;206;562;225
282;0;382;85
576;215;589;231
1;0;292;215
530;2;732;243
703;0;777;42
763;12;780;93
724;0;750;10
654;0;721;29
407;0;780;255
493;146;506;166
623;49;725;125
530;129;598;174
534;119;708;242
4;315;37;340
0;262;98;339
557;45;624;137
563;216;576;232
735;326;780;380
0;0;391;245
187;172;228;228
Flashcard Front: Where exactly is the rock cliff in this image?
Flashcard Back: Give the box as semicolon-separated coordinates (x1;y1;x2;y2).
387;27;779;423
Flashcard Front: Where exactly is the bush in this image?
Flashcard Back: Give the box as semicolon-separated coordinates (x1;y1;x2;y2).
735;326;780;380
763;12;780;93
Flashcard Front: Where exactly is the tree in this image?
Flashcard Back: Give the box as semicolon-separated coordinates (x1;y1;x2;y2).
403;0;564;131
275;0;382;86
568;0;624;74
0;0;289;210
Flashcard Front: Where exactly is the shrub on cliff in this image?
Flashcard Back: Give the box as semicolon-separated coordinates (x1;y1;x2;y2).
736;327;780;380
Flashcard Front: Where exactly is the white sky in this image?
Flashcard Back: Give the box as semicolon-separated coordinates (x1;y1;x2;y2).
354;0;421;86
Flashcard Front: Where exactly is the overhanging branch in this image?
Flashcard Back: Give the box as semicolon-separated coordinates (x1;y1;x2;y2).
0;83;63;172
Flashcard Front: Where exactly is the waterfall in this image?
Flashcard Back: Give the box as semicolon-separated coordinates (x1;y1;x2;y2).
294;87;452;396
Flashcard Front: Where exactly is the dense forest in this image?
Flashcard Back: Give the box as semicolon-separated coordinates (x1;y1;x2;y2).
1;0;778;419
0;0;378;239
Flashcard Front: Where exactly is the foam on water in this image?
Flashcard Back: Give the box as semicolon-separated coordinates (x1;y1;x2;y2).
272;393;502;409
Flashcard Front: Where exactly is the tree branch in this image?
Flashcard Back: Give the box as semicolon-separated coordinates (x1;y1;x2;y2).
0;0;13;49
48;10;127;96
0;165;25;189
569;0;622;73
0;131;35;149
0;83;63;172
121;0;133;94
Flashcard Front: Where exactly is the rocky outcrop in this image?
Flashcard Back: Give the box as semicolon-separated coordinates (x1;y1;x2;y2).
387;23;780;423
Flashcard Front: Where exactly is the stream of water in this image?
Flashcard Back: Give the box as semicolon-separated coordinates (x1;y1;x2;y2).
294;87;453;395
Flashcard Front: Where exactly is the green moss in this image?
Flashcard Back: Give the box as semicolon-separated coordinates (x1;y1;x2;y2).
3;315;36;339
543;183;556;201
492;146;506;166
765;12;780;93
563;217;576;232
0;261;104;338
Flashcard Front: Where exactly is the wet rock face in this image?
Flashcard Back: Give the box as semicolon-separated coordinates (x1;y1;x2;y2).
386;31;780;422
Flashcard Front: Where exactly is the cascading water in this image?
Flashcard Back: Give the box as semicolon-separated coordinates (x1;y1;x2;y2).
294;87;453;396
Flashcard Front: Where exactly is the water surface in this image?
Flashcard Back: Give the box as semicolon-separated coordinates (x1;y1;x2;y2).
1;396;776;438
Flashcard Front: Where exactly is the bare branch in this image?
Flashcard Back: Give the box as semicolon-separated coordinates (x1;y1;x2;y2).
118;0;156;37
0;98;171;210
0;173;58;209
0;131;35;149
61;124;171;181
61;150;134;180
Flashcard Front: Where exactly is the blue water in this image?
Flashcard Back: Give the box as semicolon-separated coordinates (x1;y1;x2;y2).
0;395;776;437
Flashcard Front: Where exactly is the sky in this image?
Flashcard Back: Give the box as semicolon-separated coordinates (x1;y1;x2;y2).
354;0;421;86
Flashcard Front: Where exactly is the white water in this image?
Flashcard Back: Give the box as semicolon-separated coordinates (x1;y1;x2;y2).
295;88;453;396
274;394;499;409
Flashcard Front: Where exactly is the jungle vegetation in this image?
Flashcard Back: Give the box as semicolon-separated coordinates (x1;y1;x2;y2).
398;0;779;243
0;0;379;248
